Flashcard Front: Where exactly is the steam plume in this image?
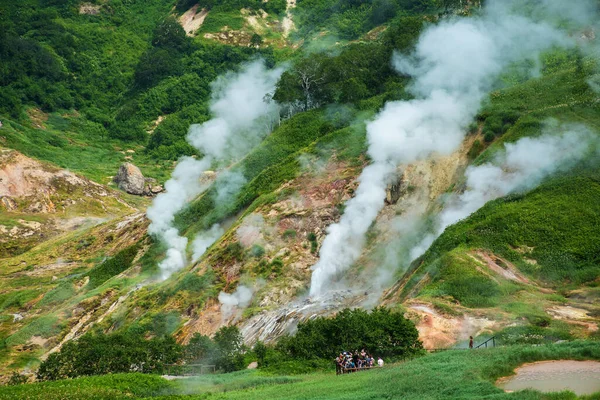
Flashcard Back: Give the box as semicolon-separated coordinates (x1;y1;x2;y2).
309;0;587;296
411;126;599;259
219;284;258;323
147;60;284;280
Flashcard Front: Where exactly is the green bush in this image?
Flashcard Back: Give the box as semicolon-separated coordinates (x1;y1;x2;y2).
277;307;422;360
87;244;140;289
37;332;182;380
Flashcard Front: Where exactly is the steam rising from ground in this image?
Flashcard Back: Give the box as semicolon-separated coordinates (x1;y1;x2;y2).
147;60;284;280
410;126;600;259
219;281;264;323
309;0;589;296
219;285;254;322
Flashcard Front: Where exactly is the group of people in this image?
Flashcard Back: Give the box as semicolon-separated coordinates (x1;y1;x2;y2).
335;349;384;375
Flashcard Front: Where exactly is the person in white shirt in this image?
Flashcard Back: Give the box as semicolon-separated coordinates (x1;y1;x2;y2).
377;357;384;367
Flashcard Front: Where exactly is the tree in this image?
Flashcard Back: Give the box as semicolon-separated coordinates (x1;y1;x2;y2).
273;55;332;113
250;33;263;47
134;48;183;89
185;333;217;363
278;308;423;360
253;341;267;366
37;332;183;381
213;326;246;372
152;17;188;52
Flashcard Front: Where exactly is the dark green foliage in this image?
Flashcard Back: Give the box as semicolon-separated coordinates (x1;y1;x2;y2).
467;139;484;160
87;244;140;289
7;372;28;386
37;332;182;380
253;341;267;366
273;37;412;110
250;244;266;258
293;0;432;40
134;48;184;90
185;333;218;363
0;289;40;312
183;327;246;372
151;17;188;51
213;326;246;372
278;307;422;360
307;232;318;254
282;229;297;239
173;271;215;293
179;0;287;14
251;33;263;46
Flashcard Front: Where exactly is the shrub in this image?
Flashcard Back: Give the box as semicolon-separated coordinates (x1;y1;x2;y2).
250;244;266;258
37;332;182;380
282;229;297;239
277;307;422;360
87;244;140;289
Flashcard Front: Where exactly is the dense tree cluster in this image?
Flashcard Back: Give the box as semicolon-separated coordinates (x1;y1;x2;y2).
276;308;423;360
37;325;248;380
37;333;182;380
176;0;287;15
293;0;451;39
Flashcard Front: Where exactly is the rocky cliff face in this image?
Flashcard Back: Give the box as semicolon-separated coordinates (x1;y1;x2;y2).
0;148;137;257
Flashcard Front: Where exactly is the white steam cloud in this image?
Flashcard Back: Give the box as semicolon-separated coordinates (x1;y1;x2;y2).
192;224;225;261
411;126;599;259
309;0;587;296
147;60;284;280
219;284;256;323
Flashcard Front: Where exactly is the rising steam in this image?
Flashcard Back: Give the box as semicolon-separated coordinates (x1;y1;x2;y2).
309;0;590;296
147;60;284;280
411;125;599;259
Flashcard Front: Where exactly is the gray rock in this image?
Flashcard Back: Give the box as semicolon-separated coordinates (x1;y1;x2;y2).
114;163;145;195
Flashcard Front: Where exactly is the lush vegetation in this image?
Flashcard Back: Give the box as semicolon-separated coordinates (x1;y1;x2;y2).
87;244;140;289
292;0;461;40
36;325;250;380
0;0;276;181
3;341;600;399
37;332;181;380
276;308;422;361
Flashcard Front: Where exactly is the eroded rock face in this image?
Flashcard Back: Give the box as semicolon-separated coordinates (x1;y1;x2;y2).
114;163;145;195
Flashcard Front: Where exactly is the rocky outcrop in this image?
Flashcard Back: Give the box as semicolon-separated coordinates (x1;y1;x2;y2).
114;163;145;195
114;163;163;196
0;148;111;213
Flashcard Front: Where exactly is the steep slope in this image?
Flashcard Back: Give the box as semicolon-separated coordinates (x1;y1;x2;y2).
1;0;600;381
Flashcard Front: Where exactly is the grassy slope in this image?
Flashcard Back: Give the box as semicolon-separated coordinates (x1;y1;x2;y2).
1;341;599;399
397;58;600;312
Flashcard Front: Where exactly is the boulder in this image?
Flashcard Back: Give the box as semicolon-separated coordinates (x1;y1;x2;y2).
114;163;145;195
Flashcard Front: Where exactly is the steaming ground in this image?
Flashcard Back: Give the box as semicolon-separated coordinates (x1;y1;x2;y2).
147;60;284;280
411;125;600;260
308;0;594;297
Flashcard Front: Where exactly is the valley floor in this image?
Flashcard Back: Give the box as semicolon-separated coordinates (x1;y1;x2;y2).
1;341;599;399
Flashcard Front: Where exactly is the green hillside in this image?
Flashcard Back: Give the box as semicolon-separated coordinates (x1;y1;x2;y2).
0;0;599;396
